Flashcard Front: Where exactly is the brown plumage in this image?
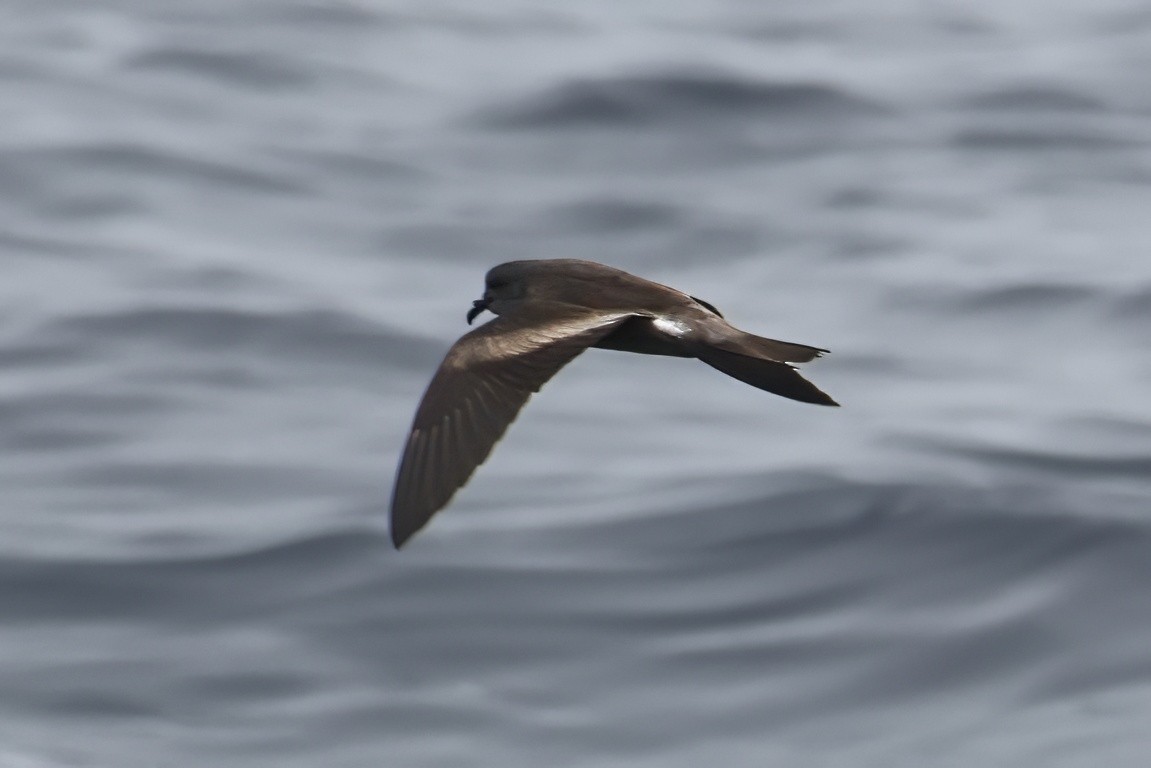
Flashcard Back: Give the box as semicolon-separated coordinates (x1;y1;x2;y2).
390;259;837;547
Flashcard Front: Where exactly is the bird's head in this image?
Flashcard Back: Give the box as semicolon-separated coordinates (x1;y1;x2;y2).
467;259;622;324
465;261;535;323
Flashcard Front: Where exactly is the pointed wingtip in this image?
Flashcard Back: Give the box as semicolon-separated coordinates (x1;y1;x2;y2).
809;390;840;407
389;510;418;549
389;501;416;549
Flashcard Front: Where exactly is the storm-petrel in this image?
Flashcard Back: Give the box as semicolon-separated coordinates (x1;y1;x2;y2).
390;259;837;547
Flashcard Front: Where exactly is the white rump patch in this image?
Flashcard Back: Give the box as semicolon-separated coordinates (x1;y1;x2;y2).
652;316;690;337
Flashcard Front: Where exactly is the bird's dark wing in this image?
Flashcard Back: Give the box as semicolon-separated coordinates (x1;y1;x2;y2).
390;309;635;547
696;345;838;406
692;318;837;405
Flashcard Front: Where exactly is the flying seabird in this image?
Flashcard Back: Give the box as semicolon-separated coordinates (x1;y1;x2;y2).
390;259;837;547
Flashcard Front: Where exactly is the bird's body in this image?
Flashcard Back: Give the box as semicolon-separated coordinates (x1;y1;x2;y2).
390;259;837;547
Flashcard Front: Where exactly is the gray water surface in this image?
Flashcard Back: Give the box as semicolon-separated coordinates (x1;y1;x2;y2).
3;2;1151;766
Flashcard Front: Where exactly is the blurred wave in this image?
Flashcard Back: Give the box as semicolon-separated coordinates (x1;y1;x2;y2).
2;1;1151;766
43;306;426;368
476;71;888;130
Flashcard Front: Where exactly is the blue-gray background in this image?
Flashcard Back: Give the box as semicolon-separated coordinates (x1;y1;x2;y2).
3;1;1150;766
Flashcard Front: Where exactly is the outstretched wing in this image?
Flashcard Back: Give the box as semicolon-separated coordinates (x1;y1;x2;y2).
390;309;634;547
696;345;838;406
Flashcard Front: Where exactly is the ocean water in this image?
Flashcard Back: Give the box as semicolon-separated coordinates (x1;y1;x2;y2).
3;1;1151;766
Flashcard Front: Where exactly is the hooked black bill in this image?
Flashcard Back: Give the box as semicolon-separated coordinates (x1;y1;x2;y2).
466;299;489;324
